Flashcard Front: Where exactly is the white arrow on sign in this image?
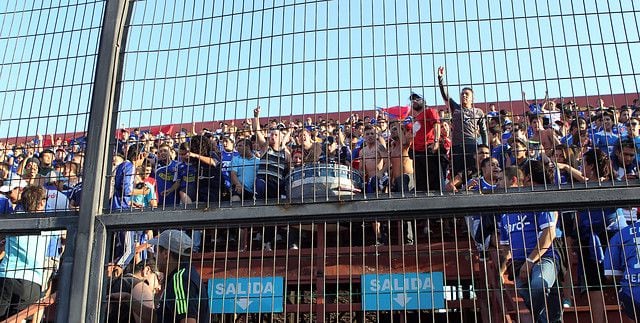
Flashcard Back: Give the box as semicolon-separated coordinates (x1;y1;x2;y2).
236;298;254;310
393;294;411;307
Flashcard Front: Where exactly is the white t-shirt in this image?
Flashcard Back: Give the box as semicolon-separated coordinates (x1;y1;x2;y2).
45;187;70;212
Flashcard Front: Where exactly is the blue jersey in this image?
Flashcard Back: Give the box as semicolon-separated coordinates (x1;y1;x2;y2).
560;134;573;146
593;130;619;156
499;211;559;261
174;162;198;192
0;233;51;286
466;177;497;191
604;221;640;301
220;150;239;189
578;208;626;233
578;208;627;263
630;135;640;165
155;160;179;206
0;195;13;214
0;205;53;287
10;162;18;174
111;161;135;210
68;182;83;207
491;144;510;169
614;123;628;137
175;162;198;200
231;155;259;192
554;166;568;185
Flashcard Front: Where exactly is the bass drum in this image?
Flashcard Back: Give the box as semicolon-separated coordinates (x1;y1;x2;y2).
286;163;363;200
255;151;289;198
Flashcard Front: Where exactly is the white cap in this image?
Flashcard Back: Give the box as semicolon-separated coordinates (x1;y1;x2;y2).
147;229;193;257
0;174;28;193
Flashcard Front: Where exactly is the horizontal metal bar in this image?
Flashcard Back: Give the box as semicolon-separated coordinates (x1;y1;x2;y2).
0;186;633;232
0;214;78;233
98;186;640;229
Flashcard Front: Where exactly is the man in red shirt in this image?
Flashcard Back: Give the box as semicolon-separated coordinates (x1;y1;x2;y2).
409;93;444;192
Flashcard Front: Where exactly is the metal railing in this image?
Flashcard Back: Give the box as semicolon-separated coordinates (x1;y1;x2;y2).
2;0;640;322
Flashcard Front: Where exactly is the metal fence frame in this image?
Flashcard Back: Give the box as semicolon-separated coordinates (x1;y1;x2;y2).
1;0;640;321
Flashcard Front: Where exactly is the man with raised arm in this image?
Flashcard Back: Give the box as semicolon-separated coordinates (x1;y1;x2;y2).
437;66;488;184
252;106;290;199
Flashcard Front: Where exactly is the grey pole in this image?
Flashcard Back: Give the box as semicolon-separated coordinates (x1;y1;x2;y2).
87;221;108;322
64;0;130;321
54;225;76;323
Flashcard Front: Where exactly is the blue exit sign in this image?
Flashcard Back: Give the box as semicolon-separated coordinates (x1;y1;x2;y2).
361;272;445;311
208;277;284;314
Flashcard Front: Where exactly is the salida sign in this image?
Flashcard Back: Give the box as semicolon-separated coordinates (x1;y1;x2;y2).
361;272;445;311
208;277;284;314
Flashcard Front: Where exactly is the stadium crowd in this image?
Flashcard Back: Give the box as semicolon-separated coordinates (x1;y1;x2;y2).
2;66;640;321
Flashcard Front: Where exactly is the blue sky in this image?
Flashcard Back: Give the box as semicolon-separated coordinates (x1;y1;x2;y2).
1;0;640;137
0;0;104;138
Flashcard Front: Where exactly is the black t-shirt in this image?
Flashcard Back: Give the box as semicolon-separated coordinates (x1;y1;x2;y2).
156;264;211;323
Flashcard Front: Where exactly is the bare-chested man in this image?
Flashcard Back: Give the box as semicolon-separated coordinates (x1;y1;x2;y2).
528;113;559;155
298;129;322;164
360;125;389;193
359;125;390;245
252;106;291;199
388;121;415;245
389;121;414;193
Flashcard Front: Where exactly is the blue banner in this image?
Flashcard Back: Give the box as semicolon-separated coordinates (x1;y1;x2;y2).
208;276;284;314
361;272;445;311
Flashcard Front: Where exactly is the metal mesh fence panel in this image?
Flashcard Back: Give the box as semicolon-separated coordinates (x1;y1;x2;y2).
107;0;640;212
3;0;640;322
100;204;640;322
0;0;105;185
0;1;105;322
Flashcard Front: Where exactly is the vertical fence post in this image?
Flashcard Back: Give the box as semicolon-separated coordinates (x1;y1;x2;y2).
54;225;77;323
88;221;108;322
63;0;130;321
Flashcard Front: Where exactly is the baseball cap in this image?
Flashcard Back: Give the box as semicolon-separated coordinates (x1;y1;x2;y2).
409;92;423;101
147;230;193;257
0;174;28;193
44;170;69;184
